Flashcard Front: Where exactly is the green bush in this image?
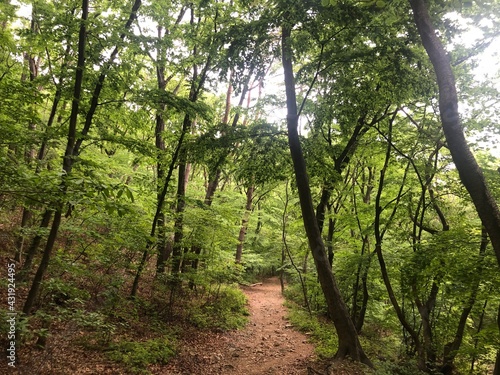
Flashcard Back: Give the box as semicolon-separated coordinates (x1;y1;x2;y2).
107;337;176;374
190;285;249;330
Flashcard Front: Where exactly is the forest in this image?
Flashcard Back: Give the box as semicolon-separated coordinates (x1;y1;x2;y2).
1;0;500;373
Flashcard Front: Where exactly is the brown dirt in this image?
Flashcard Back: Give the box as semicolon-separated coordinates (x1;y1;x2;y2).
161;277;316;375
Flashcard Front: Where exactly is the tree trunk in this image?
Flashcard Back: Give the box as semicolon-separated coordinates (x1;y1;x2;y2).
409;0;500;267
352;234;371;333
440;224;485;371
326;215;335;266
14;208;32;263
23;0;142;311
171;120;191;275
441;227;487;373
190;77;236;272
170;4;214;277
281;23;372;367
132;124;189;295
19;210;53;282
235;185;254;263
155;112;167;273
154;25;169;274
373;115;425;369
23;0;89;315
315;187;331;234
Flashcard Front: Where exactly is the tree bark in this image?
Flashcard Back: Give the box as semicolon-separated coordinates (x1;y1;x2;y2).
235;185;254;263
281;23;372;367
154;26;169;275
19;210;53;281
409;0;500;267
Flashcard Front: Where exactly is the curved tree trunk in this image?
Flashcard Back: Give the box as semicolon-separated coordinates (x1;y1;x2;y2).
281;24;372;367
409;0;500;267
373;116;426;369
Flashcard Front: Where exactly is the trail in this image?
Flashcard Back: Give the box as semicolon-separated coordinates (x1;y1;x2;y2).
162;277;315;374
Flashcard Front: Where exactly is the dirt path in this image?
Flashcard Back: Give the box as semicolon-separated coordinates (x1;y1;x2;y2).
162;277;315;374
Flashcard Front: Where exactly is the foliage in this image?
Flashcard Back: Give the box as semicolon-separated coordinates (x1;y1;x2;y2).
189;285;249;331
106;337;176;374
0;0;499;371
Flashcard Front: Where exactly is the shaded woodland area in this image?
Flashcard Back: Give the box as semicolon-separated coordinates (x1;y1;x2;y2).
1;0;500;373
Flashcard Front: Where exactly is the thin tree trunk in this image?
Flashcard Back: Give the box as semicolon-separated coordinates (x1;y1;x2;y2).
281;180;311;312
15;10;41;263
281;23;372;367
23;210;63;315
131;126;189;296
235;185;254;263
23;0;142;312
470;299;488;373
19;210;53;281
409;0;500;266
171;113;194;275
23;0;89;314
154;26;169;275
170;4;214;277
191;72;255;272
131;40;210;293
14;208;32;263
373;115;425;369
326;215;335;266
352;234;371;333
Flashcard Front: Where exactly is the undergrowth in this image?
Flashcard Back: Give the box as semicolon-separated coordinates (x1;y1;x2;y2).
106;337;176;374
8;269;250;374
284;290;426;375
189;284;249;330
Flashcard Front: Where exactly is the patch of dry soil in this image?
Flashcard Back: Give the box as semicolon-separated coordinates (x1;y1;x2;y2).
161;277;315;374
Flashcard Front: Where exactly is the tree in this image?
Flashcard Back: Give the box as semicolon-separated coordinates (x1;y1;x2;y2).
282;20;372;366
23;0;142;314
409;0;500;267
23;0;90;315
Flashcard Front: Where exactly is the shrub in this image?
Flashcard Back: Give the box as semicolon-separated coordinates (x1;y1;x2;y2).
107;337;176;374
190;285;249;331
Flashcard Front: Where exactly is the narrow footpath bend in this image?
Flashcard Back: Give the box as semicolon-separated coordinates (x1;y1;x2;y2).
162;277;315;374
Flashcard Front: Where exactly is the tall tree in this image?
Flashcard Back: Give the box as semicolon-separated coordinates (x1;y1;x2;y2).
23;0;90;315
23;0;142;314
409;0;500;266
281;21;372;366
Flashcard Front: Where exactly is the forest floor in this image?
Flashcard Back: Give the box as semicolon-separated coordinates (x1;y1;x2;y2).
161;277;367;375
4;276;367;375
